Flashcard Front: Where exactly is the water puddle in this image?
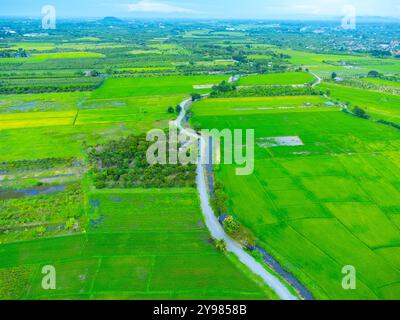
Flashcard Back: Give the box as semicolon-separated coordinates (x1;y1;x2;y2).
0;185;65;200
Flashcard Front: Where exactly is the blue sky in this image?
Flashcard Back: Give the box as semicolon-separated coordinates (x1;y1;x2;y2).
1;0;400;19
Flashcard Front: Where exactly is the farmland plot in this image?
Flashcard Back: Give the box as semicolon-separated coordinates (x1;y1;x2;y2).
192;102;400;299
0;189;276;300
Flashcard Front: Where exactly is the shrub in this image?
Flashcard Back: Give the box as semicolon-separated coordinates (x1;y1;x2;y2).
191;93;202;101
223;216;240;235
167;106;175;113
214;239;227;252
211;181;228;215
353;106;369;119
368;70;380;78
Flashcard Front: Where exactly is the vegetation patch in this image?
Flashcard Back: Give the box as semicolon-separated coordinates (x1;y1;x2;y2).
193;108;400;299
239;72;315;86
87;134;196;189
0;183;84;244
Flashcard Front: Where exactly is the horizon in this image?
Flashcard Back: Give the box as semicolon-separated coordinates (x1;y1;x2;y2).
1;0;399;20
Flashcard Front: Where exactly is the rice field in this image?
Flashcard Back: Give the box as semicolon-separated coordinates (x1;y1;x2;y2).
0;92;88;113
0;188;276;300
192;101;400;299
239;72;315;86
0;75;215;161
191;96;330;117
2;25;400;302
92;75;229;99
360;78;400;88
273;48;400;78
319;83;400;123
0;52;105;63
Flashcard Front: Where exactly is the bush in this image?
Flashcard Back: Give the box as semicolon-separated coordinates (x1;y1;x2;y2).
167;106;175;113
368;70;380;78
353;106;369;119
377;119;400;130
191;93;202;101
87;133;196;189
211;85;320;98
223;216;240;235
250;249;264;261
214;239;227;252
210;80;236;97
211;180;228;215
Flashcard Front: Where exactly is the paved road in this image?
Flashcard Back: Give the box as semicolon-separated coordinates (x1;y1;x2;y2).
229;75;240;83
176;98;298;301
311;72;322;88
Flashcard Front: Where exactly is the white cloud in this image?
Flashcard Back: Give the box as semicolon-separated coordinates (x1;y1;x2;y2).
127;1;195;14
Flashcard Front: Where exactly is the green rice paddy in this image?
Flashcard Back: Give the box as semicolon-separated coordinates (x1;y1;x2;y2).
192;99;400;299
0;188;276;299
239;72;315;86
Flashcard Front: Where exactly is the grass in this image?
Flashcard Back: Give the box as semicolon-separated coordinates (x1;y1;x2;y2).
59;43;126;50
2;34;400;301
5;42;56;51
0;52;105;63
360;78;400;88
192;104;400;299
0;74;228;161
32;52;105;60
274;48;400;77
129;50;161;55
0;183;84;244
0;188;277;300
92;75;229;99
0;111;77;130
196;60;236;66
0;120;171;162
0;92;88;113
116;67;175;72
239;72;315;86
82;94;185;112
319;83;400;123
191;96;330;116
75;107;171;125
248;55;273;60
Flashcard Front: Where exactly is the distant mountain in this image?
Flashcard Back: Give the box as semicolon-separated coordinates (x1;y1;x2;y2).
356;16;400;23
100;17;125;25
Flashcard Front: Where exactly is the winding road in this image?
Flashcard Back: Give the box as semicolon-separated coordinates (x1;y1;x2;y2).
176;98;298;301
311;72;322;88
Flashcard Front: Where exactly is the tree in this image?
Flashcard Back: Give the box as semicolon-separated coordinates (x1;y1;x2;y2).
223;216;240;235
210;81;236;97
191;93;201;101
176;105;182;113
331;72;338;79
353;106;369;119
213;189;227;214
211;180;228;215
368;70;380;78
214;239;227;252
167;106;175;113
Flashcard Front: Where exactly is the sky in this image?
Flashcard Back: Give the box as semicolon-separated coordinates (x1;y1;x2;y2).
1;0;400;19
